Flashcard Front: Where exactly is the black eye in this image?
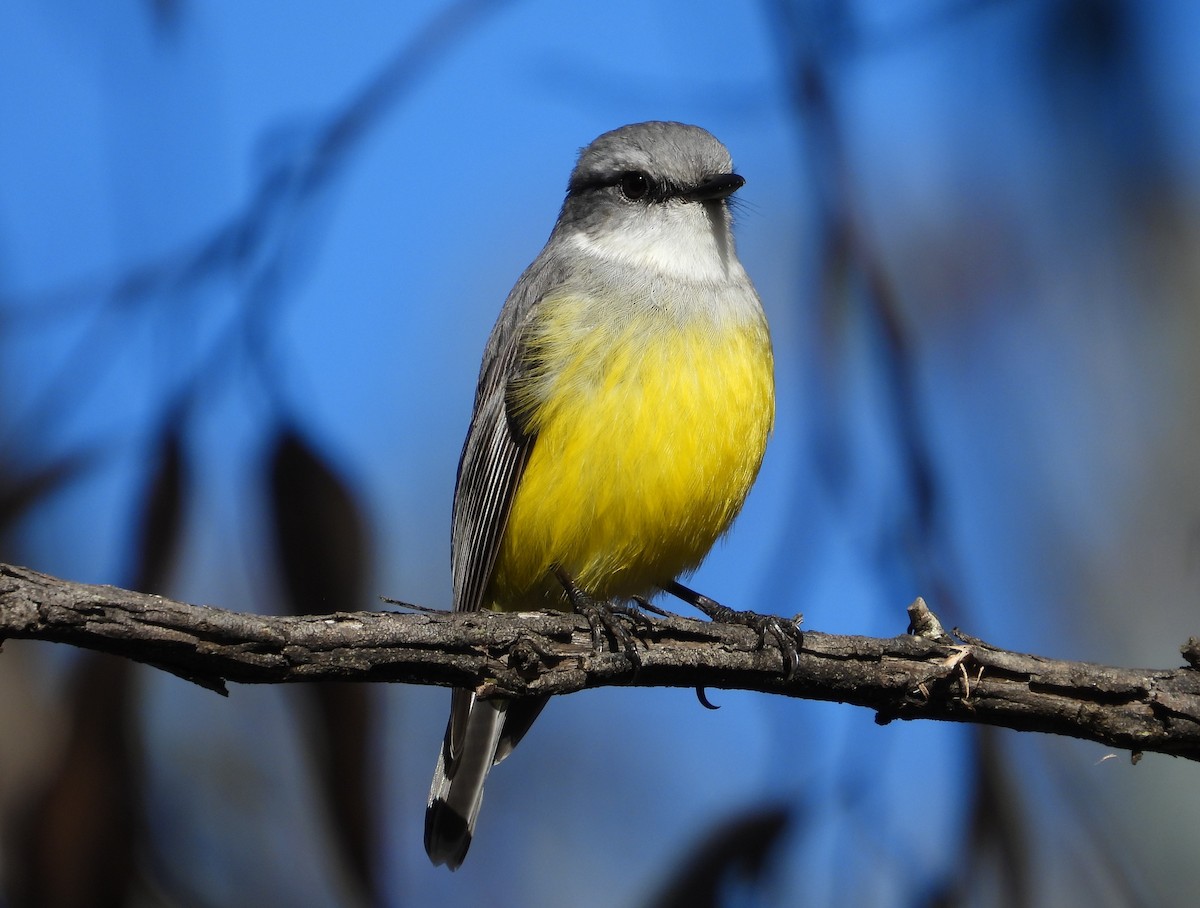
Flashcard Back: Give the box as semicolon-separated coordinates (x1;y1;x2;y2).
619;171;650;201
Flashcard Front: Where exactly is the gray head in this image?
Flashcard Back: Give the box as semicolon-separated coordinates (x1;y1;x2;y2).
551;122;746;280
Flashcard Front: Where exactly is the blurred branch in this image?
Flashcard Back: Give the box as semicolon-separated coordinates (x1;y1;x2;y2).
2;562;1199;761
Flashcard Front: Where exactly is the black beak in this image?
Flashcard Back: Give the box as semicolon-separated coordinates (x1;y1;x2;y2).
685;172;745;202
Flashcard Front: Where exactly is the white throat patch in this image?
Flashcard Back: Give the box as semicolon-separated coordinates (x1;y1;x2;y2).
566;204;744;285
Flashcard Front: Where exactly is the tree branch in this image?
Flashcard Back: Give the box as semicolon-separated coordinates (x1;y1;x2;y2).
2;562;1199;761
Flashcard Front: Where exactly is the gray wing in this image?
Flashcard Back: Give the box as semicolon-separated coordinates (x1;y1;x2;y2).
450;250;570;616
449;381;532;617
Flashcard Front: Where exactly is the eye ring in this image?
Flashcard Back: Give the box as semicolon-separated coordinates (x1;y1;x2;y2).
619;171;650;201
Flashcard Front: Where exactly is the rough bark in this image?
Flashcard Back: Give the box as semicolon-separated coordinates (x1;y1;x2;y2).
3;562;1199;761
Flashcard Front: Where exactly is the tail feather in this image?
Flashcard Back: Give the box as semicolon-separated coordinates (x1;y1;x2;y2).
425;696;507;870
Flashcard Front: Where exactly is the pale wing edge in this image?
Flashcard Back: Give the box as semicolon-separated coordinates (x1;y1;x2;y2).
449;252;567;614
450;389;532;615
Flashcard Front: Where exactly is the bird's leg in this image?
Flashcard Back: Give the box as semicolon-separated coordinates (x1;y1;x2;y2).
553;567;645;664
665;580;803;679
631;595;676;618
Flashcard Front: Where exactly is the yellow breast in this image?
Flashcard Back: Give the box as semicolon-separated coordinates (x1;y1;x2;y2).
487;292;774;610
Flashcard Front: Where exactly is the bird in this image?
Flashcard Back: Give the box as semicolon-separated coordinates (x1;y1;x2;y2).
425;121;775;870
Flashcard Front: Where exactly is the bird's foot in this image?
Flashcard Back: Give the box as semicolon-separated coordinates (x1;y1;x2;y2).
665;580;803;679
554;568;644;666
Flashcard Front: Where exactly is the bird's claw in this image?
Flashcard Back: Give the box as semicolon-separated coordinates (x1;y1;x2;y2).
666;581;803;679
556;567;647;666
